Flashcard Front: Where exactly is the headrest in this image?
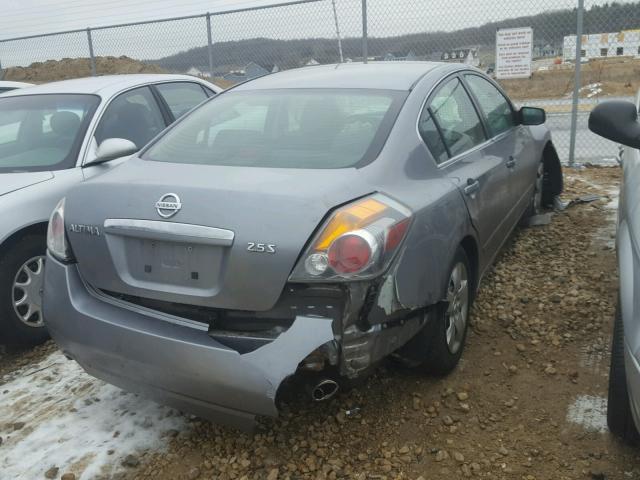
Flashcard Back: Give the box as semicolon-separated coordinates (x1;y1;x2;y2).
50;111;81;136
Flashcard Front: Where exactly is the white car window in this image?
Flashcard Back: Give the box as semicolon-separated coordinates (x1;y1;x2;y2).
156;82;209;119
95;87;166;149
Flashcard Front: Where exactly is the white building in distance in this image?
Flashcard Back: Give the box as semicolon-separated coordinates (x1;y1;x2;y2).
563;29;640;62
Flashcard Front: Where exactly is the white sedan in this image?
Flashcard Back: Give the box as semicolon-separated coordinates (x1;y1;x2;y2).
0;74;221;345
0;80;34;94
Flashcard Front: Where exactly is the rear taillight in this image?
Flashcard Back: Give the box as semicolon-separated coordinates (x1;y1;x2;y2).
289;194;412;282
328;230;376;274
47;198;75;263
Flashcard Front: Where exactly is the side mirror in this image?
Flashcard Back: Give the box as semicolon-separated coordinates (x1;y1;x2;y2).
519;106;546;126
86;138;138;166
588;101;640;149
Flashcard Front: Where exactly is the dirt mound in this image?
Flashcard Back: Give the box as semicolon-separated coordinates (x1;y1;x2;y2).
3;56;166;83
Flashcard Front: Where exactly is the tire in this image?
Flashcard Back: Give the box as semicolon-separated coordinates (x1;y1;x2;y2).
400;247;472;376
522;161;545;221
0;235;49;347
607;301;640;444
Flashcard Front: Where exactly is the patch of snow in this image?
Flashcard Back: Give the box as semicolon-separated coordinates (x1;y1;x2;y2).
579;82;603;98
604;187;619;210
597;186;619;248
566;395;608;433
0;351;186;479
586;88;603;98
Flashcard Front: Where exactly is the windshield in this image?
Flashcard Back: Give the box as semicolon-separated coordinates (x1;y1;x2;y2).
144;89;405;169
0;94;100;173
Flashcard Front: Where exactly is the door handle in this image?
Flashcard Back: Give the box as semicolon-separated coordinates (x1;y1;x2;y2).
506;156;516;169
464;178;480;196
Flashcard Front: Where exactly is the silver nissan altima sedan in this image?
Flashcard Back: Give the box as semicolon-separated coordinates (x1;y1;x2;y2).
43;62;563;428
0;74;220;346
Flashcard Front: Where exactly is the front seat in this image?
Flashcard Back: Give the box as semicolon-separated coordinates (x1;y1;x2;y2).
50;111;81;140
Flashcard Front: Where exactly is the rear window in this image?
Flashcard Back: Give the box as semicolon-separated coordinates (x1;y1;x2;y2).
143;89;405;169
155;82;209;119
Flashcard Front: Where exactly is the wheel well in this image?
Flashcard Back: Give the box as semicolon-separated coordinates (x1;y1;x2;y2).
460;235;479;300
0;223;48;259
542;142;563;205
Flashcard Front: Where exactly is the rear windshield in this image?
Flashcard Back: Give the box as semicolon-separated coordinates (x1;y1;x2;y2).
143;89;406;169
0;94;99;172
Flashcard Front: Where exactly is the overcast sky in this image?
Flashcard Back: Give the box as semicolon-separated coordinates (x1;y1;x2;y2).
0;0;634;66
2;0;623;39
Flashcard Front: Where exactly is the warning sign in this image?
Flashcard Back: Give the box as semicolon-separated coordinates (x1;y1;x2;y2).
496;27;533;79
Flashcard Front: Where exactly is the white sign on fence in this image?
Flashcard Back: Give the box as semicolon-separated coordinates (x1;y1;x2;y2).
496;27;533;79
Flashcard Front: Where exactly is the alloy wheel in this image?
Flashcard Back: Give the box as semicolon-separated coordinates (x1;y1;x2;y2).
12;255;46;328
445;261;469;354
533;162;545;214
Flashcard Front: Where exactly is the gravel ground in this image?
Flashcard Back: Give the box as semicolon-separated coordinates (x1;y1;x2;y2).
2;166;639;480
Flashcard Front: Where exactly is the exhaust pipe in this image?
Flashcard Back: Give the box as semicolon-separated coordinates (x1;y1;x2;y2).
311;379;339;402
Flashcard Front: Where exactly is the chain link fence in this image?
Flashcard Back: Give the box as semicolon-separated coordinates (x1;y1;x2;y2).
1;0;639;164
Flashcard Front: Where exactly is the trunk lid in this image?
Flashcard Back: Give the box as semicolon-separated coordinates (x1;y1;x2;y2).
65;158;373;311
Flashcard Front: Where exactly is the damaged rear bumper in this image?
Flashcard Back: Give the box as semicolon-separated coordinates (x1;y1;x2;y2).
42;254;334;430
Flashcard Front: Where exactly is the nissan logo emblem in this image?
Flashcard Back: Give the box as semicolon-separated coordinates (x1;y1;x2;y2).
155;193;182;218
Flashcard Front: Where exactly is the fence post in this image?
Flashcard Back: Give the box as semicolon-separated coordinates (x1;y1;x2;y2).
568;0;584;167
361;0;368;63
331;0;344;63
86;28;97;76
206;13;214;78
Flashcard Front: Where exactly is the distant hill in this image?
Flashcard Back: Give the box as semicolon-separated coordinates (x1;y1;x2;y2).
155;2;640;72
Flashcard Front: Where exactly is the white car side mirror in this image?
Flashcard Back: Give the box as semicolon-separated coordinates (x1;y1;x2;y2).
86;138;138;166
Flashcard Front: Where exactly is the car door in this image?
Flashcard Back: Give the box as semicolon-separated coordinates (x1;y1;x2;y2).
83;85;167;180
464;73;536;224
153;81;211;120
419;75;512;256
619;92;640;332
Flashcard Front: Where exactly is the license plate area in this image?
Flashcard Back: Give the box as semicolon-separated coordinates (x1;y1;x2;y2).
118;237;225;295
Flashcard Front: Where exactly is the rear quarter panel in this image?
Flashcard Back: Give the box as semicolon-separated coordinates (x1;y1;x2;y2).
388;176;475;309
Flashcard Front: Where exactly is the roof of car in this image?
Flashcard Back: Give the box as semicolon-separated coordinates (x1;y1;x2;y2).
0;80;34;89
0;74;217;98
234;62;452;91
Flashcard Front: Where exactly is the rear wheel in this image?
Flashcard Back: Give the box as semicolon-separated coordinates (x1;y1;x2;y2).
400;247;472;375
0;235;49;346
607;301;640;444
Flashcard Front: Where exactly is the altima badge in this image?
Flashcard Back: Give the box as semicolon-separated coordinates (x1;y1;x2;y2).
155;193;182;218
69;224;100;236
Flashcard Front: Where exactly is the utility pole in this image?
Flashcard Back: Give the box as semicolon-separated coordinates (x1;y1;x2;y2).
331;0;344;63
